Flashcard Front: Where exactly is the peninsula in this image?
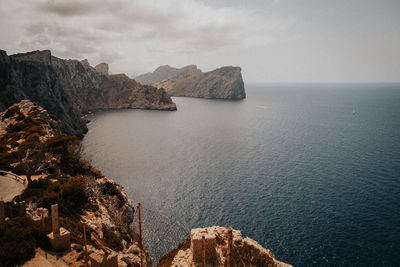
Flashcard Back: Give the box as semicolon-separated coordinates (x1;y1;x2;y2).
135;65;246;100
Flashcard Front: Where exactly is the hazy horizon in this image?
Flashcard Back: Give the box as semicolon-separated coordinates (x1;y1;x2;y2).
0;0;399;83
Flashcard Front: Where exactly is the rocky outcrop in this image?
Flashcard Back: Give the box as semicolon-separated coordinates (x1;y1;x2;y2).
0;50;176;138
159;226;291;267
135;65;197;86
0;50;87;137
94;62;109;75
137;65;246;100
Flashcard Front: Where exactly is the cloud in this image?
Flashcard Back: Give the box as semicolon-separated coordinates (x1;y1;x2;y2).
0;0;298;78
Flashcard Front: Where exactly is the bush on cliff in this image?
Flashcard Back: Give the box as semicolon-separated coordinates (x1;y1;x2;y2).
102;181;126;208
0;217;36;267
20;176;89;219
2;105;20;121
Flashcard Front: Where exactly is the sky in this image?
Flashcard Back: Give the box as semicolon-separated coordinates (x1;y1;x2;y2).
0;0;399;83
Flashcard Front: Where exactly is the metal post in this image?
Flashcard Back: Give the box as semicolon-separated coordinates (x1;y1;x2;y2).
83;224;89;267
138;203;143;267
227;228;232;267
51;204;59;234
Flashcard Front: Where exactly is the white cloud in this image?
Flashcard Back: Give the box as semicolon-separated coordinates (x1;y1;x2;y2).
0;0;294;75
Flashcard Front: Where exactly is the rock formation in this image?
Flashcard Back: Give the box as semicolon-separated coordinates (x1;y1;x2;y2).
0;50;176;138
135;65;198;85
158;226;291;267
94;62;109;75
136;65;246;100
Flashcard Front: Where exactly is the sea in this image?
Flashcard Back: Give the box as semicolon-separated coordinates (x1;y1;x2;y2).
82;83;400;266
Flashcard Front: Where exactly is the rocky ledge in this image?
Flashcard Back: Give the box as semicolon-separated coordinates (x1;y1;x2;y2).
136;65;246;100
0;50;176;138
158;226;292;267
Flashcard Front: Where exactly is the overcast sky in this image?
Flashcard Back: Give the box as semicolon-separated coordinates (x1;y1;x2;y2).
0;0;399;83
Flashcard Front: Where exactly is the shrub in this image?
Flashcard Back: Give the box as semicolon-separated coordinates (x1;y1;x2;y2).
24;125;45;138
2;105;20;120
102;226;123;252
59;176;88;218
45;134;85;175
0;217;36;267
15;113;26;121
0;151;18;171
19;175;89;220
102;181;125;207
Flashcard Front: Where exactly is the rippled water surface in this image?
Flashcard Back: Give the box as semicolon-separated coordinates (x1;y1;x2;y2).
82;84;400;266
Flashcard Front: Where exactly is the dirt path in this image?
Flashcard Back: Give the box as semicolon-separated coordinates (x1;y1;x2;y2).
0;175;26;202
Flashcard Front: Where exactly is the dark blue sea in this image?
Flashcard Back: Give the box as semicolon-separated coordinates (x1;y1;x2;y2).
82;83;400;266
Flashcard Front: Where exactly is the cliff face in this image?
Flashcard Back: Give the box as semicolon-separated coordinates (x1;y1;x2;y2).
137;65;246;100
94;62;109;75
135;65;198;85
0;50;176;138
159;226;292;267
0;50;87;137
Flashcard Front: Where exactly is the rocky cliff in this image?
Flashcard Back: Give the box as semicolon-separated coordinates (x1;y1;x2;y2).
0;50;86;138
135;65;198;85
0;50;176;138
0;100;152;266
158;226;291;267
136;65;246;100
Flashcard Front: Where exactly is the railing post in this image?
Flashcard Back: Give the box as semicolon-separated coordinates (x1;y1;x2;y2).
227;227;232;267
202;235;206;267
138;203;143;267
51;204;59;234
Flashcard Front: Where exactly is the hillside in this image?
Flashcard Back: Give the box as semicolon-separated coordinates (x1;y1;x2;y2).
0;50;176;138
136;65;246;100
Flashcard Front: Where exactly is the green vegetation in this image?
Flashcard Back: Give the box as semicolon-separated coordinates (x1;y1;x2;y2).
19;176;89;219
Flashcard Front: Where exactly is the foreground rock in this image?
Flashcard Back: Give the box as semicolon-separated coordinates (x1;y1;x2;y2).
0;50;176;138
158;226;291;267
136;65;246;100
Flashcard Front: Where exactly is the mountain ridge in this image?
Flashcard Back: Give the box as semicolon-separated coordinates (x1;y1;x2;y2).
0;50;176;138
136;65;246;100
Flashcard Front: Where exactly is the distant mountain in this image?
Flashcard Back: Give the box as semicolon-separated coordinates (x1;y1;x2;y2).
0;50;176;137
136;65;246;100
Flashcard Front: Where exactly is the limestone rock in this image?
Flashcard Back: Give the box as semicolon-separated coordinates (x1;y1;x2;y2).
0;49;177;138
135;65;197;86
95;63;109;75
162;226;292;267
137;65;246;100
